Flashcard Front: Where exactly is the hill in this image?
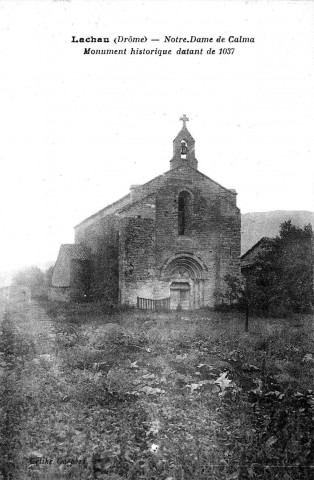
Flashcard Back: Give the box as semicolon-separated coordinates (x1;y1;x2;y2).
241;210;314;255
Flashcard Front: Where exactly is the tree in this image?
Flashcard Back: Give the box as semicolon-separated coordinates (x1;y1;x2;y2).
223;274;243;307
44;266;54;287
223;274;255;331
277;221;313;312
247;221;314;316
223;221;314;323
12;266;45;297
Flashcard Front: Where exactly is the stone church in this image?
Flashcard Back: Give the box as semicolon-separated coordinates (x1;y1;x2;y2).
51;115;241;309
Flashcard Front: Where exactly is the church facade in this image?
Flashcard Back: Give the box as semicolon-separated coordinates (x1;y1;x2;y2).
51;116;241;309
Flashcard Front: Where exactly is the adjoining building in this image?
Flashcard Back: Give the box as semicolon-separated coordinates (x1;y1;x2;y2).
240;237;274;277
51;115;241;309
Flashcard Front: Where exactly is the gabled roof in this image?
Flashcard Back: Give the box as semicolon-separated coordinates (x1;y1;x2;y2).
59;244;90;260
173;126;195;142
241;237;273;259
188;165;237;196
241;237;274;268
75;164;237;230
52;244;90;288
118;192;155;214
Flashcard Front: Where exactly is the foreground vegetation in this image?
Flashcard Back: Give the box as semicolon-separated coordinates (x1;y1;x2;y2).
1;295;314;480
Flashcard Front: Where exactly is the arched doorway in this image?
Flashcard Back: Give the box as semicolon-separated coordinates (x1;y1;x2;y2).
162;254;207;310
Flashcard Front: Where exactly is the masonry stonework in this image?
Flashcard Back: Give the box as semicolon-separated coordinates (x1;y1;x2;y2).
51;116;241;308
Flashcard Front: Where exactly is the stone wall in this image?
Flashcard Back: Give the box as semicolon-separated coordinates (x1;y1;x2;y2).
119;217;157;305
75;215;119;302
49;286;71;302
70;259;91;301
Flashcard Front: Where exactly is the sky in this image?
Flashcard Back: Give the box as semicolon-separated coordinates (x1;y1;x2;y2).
0;0;313;273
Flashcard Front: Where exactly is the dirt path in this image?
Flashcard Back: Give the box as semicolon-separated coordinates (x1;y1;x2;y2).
0;288;62;480
7;287;56;358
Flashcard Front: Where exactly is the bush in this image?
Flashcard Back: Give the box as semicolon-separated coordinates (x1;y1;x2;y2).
61;346;107;370
91;324;126;349
12;266;47;298
91;324;149;354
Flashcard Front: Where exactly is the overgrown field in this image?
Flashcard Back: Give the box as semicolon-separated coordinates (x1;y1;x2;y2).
1;296;314;479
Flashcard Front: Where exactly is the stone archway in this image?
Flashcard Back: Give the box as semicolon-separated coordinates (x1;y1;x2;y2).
161;254;207;310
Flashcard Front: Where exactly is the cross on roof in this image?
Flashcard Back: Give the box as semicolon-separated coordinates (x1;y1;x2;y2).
180;114;189;128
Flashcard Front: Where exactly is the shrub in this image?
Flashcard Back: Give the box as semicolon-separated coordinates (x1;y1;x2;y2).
91;324;149;354
92;323;126;348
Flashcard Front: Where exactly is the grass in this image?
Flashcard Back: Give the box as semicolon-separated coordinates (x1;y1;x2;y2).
1;297;314;479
